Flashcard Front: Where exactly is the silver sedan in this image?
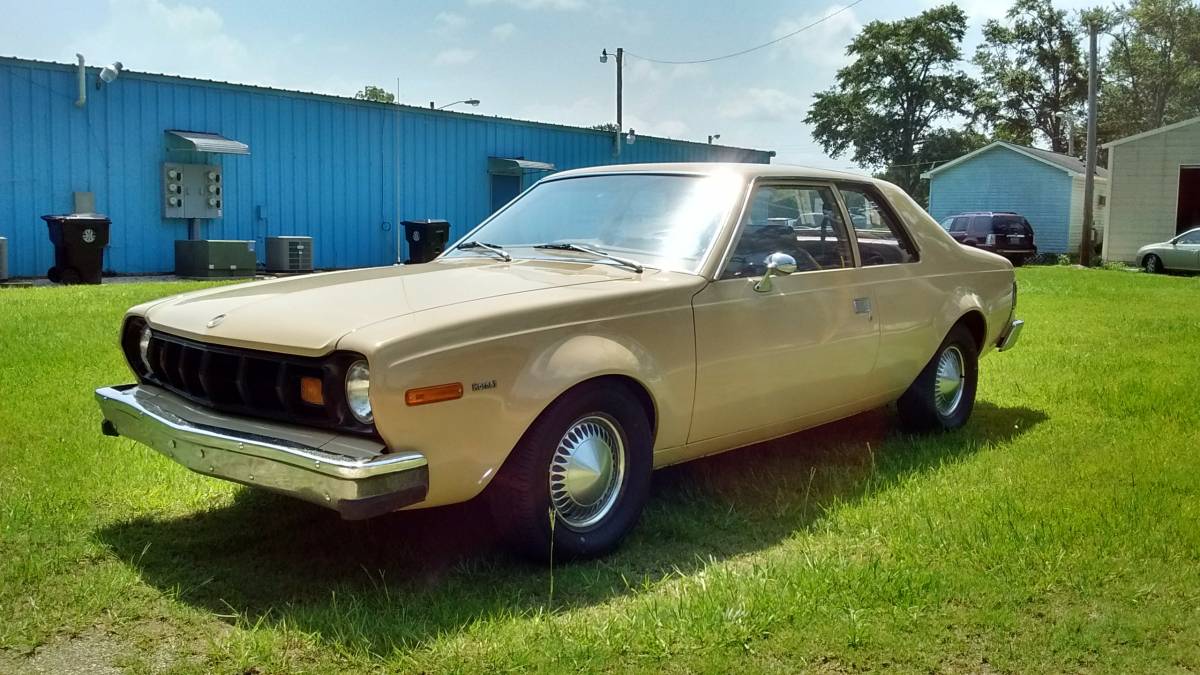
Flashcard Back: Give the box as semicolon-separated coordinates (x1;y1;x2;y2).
1138;227;1200;273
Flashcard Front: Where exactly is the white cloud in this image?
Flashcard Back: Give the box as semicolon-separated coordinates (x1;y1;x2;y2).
772;3;861;70
491;22;517;41
434;11;467;31
433;48;478;66
468;0;585;10
75;0;254;82
718;88;806;122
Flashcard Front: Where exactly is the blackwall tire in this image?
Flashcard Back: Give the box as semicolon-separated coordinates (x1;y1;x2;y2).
489;381;652;561
1144;254;1161;274
898;324;979;433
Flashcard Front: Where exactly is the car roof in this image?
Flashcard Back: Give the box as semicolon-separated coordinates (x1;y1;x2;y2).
946;211;1022;217
547;162;878;184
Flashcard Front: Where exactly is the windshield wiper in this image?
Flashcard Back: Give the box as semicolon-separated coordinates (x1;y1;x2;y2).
455;240;511;261
533;242;644;273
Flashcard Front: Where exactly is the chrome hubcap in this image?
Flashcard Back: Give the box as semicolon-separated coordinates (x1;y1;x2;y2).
549;415;625;529
935;345;966;416
1148;257;1158;272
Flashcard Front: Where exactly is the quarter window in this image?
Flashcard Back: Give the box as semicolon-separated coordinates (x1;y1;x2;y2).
722;185;852;279
839;186;919;265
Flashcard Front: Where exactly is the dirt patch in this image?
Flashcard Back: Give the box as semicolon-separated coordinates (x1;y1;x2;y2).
5;628;125;675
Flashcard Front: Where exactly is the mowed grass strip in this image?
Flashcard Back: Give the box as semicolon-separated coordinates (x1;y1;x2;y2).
1;266;1199;673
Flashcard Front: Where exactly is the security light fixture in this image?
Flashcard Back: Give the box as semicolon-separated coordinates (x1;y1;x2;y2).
436;99;482;110
600;48;609;63
96;61;123;89
626;128;636;145
708;134;721;144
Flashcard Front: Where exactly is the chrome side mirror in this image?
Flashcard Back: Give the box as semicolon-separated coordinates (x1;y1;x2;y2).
753;252;797;292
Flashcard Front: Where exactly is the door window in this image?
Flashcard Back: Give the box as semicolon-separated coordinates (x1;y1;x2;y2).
950;217;969;233
839;185;919;265
1177;230;1200;245
722;185;852;279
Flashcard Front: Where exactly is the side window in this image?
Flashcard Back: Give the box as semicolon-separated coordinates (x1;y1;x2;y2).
722;185;852;279
950;217;969;233
939;217;954;231
969;216;992;237
1179;231;1200;245
839;185;919;265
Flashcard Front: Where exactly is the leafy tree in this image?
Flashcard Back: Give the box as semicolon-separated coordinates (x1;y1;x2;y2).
590;123;620;132
1101;0;1200;141
806;5;976;197
354;85;396;104
876;128;989;206
974;0;1088;154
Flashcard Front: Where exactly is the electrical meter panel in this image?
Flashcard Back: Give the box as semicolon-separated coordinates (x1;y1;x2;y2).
162;163;223;219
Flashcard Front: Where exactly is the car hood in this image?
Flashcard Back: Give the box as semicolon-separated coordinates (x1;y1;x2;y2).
143;258;674;356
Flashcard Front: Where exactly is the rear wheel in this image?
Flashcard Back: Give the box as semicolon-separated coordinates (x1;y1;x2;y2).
489;381;652;561
898;324;978;433
1144;254;1162;274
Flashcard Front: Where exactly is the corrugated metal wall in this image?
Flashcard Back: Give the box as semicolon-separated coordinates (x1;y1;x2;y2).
0;57;772;278
927;146;1073;253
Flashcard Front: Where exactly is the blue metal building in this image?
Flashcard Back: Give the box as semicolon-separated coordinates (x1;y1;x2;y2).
923;141;1108;254
0;56;773;278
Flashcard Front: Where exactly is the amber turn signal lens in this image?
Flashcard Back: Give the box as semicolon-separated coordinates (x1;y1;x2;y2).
300;376;325;406
405;382;463;406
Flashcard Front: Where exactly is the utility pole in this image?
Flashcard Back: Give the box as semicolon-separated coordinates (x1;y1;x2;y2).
1080;22;1099;266
615;47;624;158
601;47;624;157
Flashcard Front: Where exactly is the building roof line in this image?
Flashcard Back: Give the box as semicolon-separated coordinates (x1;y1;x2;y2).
1101;115;1200;149
921;140;1106;179
0;54;774;156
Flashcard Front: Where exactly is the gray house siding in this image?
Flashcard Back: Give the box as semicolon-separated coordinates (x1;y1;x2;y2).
1103;119;1200;263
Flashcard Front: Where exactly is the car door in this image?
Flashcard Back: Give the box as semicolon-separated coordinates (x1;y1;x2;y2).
689;182;879;442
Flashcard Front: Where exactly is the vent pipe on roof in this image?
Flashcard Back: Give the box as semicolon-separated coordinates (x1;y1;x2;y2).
74;54;86;108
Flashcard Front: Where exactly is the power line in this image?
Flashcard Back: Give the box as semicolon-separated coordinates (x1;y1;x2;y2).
624;0;867;65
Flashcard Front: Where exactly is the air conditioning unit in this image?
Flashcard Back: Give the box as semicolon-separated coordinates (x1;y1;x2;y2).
266;236;313;272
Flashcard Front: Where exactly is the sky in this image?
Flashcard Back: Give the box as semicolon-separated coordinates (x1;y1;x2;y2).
0;0;1100;169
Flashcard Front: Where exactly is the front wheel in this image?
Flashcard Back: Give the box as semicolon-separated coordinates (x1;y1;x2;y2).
1144;254;1162;274
897;324;979;433
489;381;652;561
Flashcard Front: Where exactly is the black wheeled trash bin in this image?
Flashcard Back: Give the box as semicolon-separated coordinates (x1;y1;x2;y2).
403;219;451;264
43;213;111;284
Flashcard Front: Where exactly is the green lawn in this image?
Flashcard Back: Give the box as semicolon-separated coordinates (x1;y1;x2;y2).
2;266;1199;673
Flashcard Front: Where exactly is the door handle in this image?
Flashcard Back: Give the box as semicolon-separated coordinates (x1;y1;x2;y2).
853;297;872;315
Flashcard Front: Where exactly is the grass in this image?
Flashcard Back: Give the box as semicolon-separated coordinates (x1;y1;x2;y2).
1;266;1199;673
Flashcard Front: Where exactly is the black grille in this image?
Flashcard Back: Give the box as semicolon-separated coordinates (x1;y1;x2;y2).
122;319;373;435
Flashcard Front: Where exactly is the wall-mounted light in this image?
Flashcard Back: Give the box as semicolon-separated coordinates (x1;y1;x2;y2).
625;128;636;145
96;61;123;90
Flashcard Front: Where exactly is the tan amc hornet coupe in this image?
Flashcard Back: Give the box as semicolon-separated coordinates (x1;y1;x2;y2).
96;163;1023;559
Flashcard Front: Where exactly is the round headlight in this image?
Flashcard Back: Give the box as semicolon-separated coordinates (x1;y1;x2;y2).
345;360;372;424
138;324;153;373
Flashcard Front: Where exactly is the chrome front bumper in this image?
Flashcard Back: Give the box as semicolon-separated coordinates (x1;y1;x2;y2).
96;384;428;519
997;319;1024;352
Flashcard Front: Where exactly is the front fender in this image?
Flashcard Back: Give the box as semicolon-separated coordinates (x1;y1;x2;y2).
344;291;699;508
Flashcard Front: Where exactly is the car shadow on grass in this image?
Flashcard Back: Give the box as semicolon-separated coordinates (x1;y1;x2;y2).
97;401;1046;655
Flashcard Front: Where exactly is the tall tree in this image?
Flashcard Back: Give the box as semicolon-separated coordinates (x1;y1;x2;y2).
354;85;396;104
1101;0;1200;141
806;5;976;197
875;128;989;206
973;0;1088;154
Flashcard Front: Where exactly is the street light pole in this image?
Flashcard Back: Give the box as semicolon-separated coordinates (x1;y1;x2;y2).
1080;22;1099;266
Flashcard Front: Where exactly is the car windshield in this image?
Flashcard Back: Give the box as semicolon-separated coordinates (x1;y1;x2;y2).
446;172;746;274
